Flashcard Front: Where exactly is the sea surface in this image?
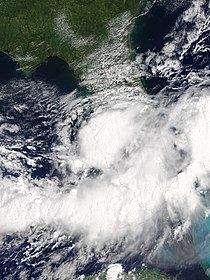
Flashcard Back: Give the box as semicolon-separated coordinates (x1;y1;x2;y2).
0;0;209;279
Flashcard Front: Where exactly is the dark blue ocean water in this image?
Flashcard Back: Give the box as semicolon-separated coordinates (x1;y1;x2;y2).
0;0;209;279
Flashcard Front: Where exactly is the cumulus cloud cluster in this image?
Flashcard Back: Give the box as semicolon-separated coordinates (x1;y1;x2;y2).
0;84;209;268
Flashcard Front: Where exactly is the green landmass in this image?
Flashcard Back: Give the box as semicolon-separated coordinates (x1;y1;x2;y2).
83;268;175;280
0;0;142;74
